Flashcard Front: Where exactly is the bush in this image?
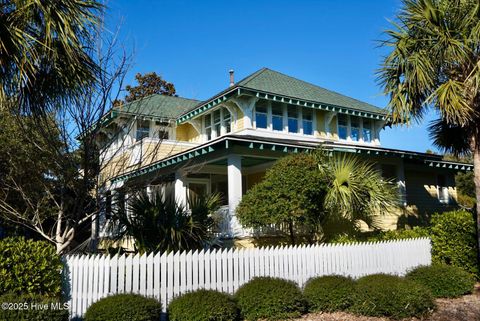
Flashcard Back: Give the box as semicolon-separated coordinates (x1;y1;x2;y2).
0;237;63;296
0;293;69;321
168;289;238;321
350;274;435;319
235;277;306;320
406;264;475;298
330;210;479;279
429;210;478;278
84;293;162;321
303;275;355;312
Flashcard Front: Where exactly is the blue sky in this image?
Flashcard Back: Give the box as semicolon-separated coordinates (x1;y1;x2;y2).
106;0;440;153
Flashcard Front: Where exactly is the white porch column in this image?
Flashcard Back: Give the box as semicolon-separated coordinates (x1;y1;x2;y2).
228;154;242;212
174;171;187;207
227;154;246;237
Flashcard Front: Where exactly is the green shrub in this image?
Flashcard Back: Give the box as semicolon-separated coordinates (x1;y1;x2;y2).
429;210;478;277
84;293;162;321
350;274;435;319
303;275;355;312
330;210;479;279
168;289;238;321
406;264;475;298
235;277;306;320
0;237;62;296
0;293;69;321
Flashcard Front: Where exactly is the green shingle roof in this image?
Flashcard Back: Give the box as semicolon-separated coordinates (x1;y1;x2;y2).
236;68;385;114
115;94;200;119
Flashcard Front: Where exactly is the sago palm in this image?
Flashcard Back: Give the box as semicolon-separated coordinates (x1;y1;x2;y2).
0;0;101;115
378;0;480;261
109;191;221;254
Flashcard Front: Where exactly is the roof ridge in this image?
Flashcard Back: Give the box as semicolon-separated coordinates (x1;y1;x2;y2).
236;67;269;86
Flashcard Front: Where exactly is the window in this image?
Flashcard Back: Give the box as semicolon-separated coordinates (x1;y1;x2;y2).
255;100;268;129
271;102;283;131
363;119;372;142
136;120;150;141
303;109;313;135
288;107;298;133
350;117;359;141
437;175;449;204
223;108;231;134
338;114;348;140
213;109;221;137
155;121;170;140
205;114;212;140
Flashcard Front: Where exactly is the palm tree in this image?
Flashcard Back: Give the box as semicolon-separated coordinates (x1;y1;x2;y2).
109;191;221;254
378;0;480;262
316;152;399;239
0;0;101;115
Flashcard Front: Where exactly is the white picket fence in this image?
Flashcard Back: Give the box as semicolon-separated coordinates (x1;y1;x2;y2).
63;238;431;318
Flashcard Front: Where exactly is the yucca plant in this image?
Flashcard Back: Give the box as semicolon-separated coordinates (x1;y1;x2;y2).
109;191;221;254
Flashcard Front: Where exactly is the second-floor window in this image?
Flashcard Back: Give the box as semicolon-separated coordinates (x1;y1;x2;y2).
363;119;372;142
271;102;283;131
303;109;313;135
338;114;348;140
350;116;360;142
288;107;298;133
255;100;268;129
136;120;150;141
203;107;232;140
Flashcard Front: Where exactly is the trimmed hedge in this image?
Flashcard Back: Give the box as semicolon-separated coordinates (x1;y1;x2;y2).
406;264;475;298
0;237;63;296
168;289;239;321
350;274;435;319
0;293;69;321
303;275;355;312
235;277;306;320
84;293;162;321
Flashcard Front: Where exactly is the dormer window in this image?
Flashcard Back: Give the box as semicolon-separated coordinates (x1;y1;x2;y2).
205;114;212;140
136;120;150;141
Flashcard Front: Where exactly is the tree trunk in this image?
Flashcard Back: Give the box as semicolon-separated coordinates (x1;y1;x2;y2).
473;143;480;270
288;220;296;245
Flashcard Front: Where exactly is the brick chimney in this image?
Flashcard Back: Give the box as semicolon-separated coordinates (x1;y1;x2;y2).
229;69;234;87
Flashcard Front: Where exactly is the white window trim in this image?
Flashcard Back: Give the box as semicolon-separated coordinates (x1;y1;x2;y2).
337;115;378;145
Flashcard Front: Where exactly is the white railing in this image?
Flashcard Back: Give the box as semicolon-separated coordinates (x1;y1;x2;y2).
63;238;431;318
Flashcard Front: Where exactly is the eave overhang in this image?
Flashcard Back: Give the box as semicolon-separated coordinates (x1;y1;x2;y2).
177;87;389;125
110;137;472;185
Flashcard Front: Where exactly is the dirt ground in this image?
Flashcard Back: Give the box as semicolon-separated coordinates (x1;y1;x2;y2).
294;284;480;321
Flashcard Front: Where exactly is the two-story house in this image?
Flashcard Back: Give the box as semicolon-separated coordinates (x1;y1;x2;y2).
96;68;472;241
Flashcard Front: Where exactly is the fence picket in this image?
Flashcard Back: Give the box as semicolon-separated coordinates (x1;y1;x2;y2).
64;238;431;316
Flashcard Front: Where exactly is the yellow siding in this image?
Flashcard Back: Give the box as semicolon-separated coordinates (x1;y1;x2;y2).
141;142;193;164
330;115;339;140
176;123;201;143
315;111;326;137
235;108;244;131
100;152;131;184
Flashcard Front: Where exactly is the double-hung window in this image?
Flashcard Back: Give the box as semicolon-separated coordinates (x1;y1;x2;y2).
303;109;313;135
338;115;348;140
223;109;231;133
271;102;283;131
205;114;212;140
288;107;298;133
362;119;372;142
350;117;360;141
136;120;150;141
213;110;221;137
255;101;268;129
